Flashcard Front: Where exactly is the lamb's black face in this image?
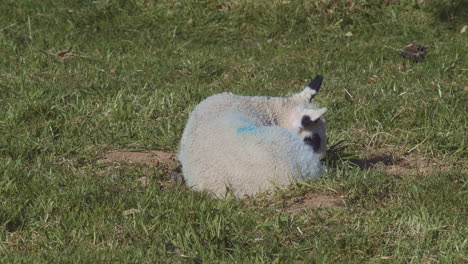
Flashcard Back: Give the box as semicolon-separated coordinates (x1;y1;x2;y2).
304;133;321;152
300;115;323;153
296;115;326;159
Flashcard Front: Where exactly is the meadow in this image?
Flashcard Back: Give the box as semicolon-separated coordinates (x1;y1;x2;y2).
0;0;466;263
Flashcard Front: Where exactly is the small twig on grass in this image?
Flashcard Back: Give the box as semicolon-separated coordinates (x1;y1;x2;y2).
1;23;17;32
27;16;32;40
406;135;430;154
344;88;354;102
44;48;92;60
383;45;402;52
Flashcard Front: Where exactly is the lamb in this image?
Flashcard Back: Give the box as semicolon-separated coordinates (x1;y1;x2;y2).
178;75;328;198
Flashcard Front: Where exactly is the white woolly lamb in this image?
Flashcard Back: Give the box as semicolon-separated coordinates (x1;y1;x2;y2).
178;75;328;198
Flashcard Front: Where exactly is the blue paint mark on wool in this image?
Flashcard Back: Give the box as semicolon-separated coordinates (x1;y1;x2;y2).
237;126;257;133
229;115;260;134
236;116;254;125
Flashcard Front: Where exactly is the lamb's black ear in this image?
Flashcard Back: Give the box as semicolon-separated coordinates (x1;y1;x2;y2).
296;75;324;102
306;75;323;102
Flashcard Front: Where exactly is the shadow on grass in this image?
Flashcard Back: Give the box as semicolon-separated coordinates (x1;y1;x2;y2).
326;140;402;170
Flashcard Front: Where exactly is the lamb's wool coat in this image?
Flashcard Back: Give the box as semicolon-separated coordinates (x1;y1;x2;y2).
179;83;327;198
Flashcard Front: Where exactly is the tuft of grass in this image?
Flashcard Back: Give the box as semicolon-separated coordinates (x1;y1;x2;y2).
0;0;466;262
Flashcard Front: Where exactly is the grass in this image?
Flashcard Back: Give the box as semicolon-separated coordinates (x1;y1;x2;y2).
0;0;466;263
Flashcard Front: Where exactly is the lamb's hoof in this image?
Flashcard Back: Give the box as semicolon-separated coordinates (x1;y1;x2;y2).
169;166;185;184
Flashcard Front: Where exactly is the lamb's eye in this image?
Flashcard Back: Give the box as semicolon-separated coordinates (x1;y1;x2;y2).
301;115;318;127
301;115;311;127
304;133;321;152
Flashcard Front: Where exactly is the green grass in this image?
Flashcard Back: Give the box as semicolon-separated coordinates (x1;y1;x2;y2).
0;0;467;263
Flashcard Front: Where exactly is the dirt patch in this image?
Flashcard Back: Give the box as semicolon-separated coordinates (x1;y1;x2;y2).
286;194;345;212
349;147;462;176
99;150;178;169
383;156;455;176
98;150;184;186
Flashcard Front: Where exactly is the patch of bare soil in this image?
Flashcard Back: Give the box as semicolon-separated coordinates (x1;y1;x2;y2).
350;147;462;176
98;150;184;186
286;194;345;212
383;156;455;176
99;150;178;169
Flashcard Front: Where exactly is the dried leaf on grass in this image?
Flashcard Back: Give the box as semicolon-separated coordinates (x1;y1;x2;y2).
400;43;427;62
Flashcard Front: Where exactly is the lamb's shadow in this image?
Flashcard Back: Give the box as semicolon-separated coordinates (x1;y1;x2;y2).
347;155;403;170
326;140;402;170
